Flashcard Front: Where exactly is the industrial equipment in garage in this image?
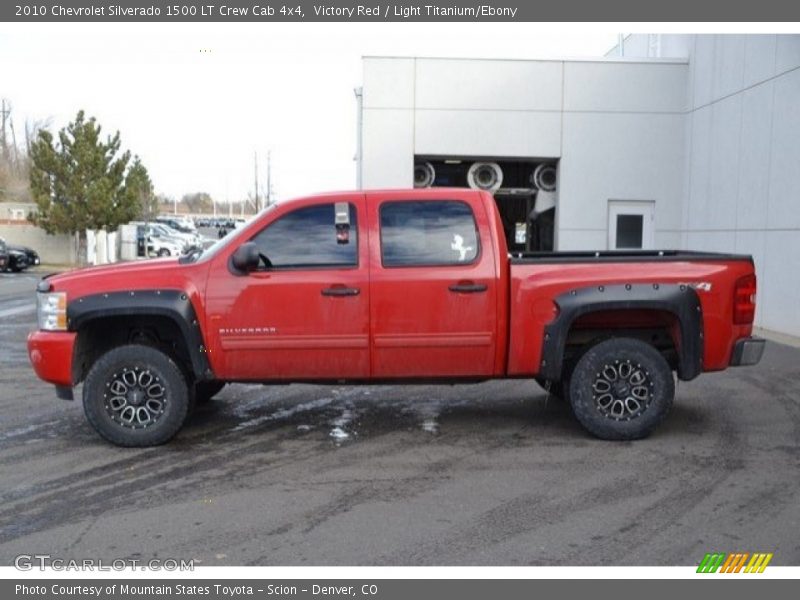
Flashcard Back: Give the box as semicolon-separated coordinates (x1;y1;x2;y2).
413;157;558;252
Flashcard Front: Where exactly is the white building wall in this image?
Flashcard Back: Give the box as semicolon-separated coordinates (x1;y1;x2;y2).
361;56;688;252
670;34;800;336
360;37;800;335
559;61;687;250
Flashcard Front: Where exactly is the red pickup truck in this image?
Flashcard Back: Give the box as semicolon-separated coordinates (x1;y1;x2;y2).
28;189;764;446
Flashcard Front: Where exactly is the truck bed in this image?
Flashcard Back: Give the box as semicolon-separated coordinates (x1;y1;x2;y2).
504;249;757;377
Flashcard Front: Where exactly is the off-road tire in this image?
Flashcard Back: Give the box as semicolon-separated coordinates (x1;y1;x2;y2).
569;337;674;440
83;344;190;447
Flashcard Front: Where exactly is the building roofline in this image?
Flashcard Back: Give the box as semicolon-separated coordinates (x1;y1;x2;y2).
361;54;689;66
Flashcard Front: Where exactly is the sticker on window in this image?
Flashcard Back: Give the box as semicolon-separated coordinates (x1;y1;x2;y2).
450;234;474;262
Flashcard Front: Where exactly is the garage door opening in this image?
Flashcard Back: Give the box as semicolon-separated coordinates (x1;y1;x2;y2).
413;156;559;252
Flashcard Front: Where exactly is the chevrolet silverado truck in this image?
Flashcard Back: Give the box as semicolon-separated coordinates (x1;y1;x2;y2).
27;189;764;446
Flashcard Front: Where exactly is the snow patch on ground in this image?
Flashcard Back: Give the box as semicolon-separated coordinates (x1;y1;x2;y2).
329;427;349;443
397;397;448;434
421;418;439;434
233;397;336;431
0;420;61;442
328;404;358;445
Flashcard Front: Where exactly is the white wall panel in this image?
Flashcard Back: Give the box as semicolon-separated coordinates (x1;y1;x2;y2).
680;35;800;334
414;109;562;158
655;231;682;249
564;62;687;113
707;95;741;231
743;35;777;88
761;232;800;337
415;59;563;111
680;103;694;233
659;36;692;59
559;112;684;232
556;229;607;251
712;35;746;101
737;83;774;231
767;68;800;231
686;231;736;253
691;35;716;109
362;58;415;109
360;108;414;188
686;106;712;229
776;35;800;74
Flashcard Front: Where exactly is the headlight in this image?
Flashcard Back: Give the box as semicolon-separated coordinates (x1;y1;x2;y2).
37;292;67;331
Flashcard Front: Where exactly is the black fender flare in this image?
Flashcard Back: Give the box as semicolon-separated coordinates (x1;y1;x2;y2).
67;289;212;381
538;283;703;382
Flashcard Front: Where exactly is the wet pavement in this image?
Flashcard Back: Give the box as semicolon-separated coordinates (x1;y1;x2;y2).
1;271;799;566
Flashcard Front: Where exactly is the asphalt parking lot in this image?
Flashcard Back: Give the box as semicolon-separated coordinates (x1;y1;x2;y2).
0;271;798;566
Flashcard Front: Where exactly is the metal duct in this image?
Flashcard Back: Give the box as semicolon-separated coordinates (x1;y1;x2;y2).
467;162;503;193
413;162;436;188
532;163;557;192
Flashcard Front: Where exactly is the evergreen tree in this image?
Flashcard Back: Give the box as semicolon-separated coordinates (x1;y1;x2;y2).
28;110;147;259
125;156;158;220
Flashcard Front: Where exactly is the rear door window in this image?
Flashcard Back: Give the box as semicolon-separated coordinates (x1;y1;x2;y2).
380;200;479;267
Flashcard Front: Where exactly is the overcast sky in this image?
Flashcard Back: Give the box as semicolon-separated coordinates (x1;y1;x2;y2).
0;24;618;207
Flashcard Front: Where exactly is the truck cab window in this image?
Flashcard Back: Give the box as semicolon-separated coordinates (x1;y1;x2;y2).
251;203;358;269
380;200;479;267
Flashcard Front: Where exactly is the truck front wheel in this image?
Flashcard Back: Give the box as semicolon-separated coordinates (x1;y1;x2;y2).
83;344;190;447
568;338;674;440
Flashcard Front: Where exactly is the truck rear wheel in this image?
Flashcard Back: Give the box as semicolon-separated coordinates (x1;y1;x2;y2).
83;344;190;447
568;337;674;440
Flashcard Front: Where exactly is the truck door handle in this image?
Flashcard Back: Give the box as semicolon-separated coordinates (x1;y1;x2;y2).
448;282;488;294
321;286;360;297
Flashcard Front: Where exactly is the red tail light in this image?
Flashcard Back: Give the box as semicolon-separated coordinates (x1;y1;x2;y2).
733;274;757;325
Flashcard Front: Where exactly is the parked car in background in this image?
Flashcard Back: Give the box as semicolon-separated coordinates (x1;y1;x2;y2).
211;218;235;229
7;244;40;272
0;238;8;271
156;215;197;234
146;234;184;258
148;223;202;250
130;224;183;258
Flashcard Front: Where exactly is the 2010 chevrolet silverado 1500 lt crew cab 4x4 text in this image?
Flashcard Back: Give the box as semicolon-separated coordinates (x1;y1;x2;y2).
27;189;765;446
